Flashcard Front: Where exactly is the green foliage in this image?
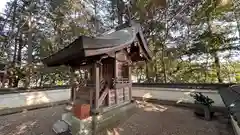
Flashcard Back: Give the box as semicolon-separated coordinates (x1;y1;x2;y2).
235;73;240;82
190;92;214;106
40;39;54;58
0;0;240;87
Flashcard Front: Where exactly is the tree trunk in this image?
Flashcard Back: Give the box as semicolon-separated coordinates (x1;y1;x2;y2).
154;62;158;82
12;40;17;64
25;13;33;88
161;47;167;83
213;52;222;83
52;73;56;85
204;54;209;82
139;67;142;82
13;78;19;87
27;19;33;64
93;0;99;34
145;62;149;82
8;79;13;88
7;70;13;87
234;4;240;39
11;0;17;65
162;4;168;83
111;0;115;27
0;0;17;32
117;0;124;25
206;12;222;83
17;36;23;65
39;74;43;87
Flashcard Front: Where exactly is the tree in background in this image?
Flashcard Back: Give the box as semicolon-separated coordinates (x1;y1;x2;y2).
0;0;240;88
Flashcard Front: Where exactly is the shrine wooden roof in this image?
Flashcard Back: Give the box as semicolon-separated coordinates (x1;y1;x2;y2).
42;22;151;67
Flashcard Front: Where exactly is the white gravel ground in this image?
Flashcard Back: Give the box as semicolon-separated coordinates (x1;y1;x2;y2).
0;102;234;135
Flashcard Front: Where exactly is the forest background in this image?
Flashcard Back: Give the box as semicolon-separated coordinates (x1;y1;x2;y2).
0;0;239;88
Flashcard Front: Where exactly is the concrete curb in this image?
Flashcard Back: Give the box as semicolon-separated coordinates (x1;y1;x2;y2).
133;97;227;113
0;100;68;116
0;97;227;116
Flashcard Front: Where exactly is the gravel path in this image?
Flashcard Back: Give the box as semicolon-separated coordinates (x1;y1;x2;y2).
0;102;234;135
116;101;234;135
0;106;65;135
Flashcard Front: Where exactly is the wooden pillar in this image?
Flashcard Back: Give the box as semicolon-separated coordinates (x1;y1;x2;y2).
90;90;93;108
93;63;100;135
129;65;132;101
70;67;76;102
95;63;100;109
115;55;118;79
115;55;119;104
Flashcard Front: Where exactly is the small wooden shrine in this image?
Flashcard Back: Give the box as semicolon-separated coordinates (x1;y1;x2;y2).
43;21;151;135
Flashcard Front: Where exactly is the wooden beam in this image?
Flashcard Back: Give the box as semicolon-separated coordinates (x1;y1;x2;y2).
114;83;131;89
106;51;115;58
98;88;109;106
